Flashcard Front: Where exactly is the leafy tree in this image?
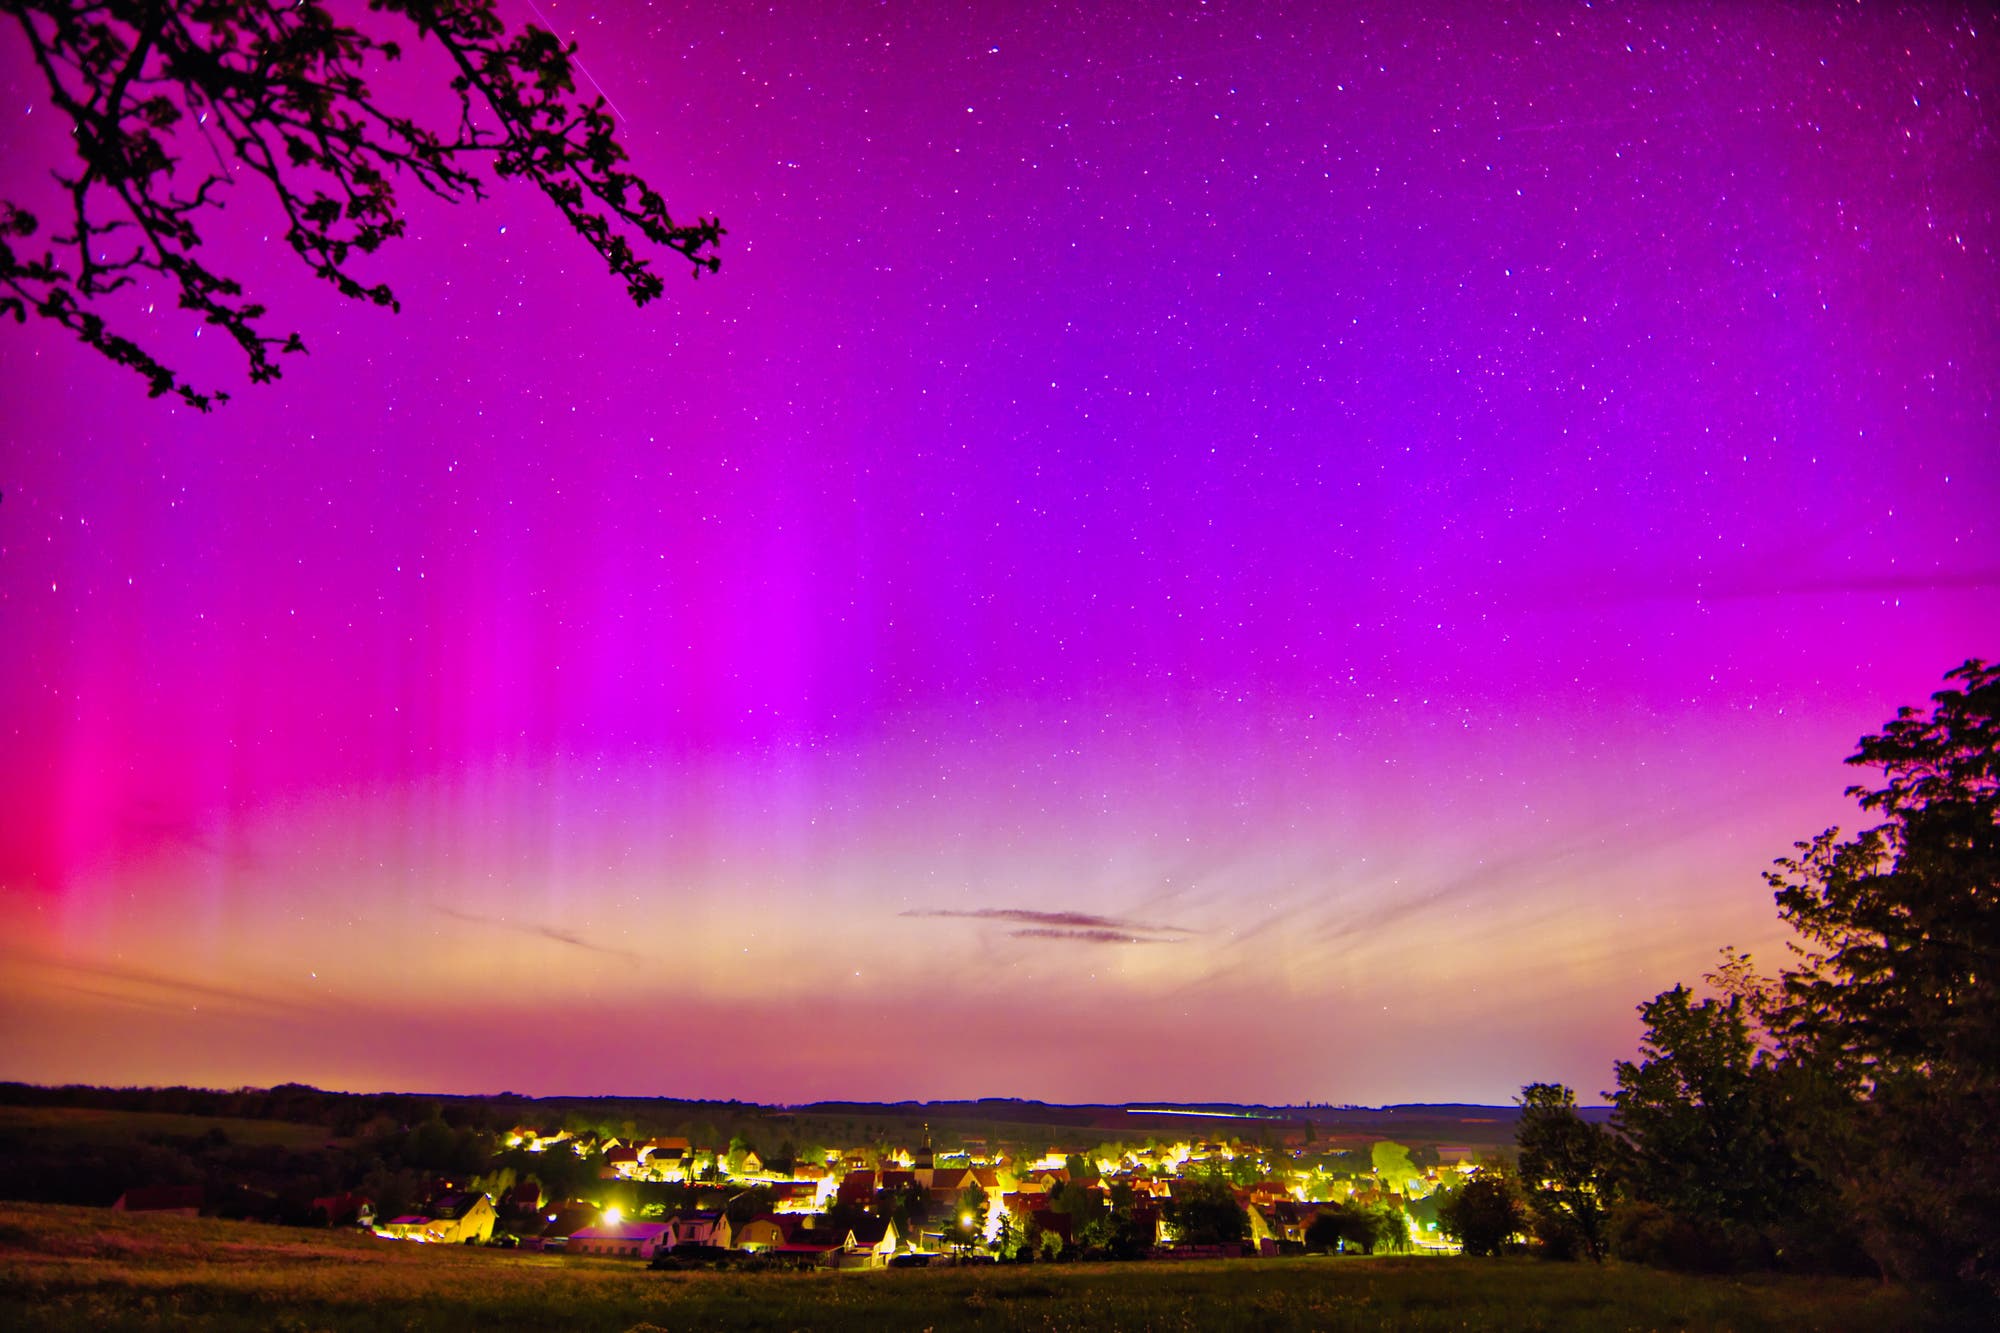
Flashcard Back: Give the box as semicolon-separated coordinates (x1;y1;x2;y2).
1767;659;2000;1292
1105;1210;1157;1260
1437;1171;1524;1257
1073;1209;1117;1255
1048;1177;1103;1221
1608;982;1808;1237
1514;1083;1610;1261
1303;1206;1349;1255
1304;1200;1401;1255
1;0;721;409
1165;1171;1248;1247
953;1182;987;1249
1370;1203;1411;1253
1369;1140;1418;1193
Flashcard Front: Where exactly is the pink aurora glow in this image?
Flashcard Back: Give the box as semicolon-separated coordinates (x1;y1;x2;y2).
1;1;1995;1104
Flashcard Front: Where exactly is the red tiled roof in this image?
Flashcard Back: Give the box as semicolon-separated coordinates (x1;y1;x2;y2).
836;1170;878;1204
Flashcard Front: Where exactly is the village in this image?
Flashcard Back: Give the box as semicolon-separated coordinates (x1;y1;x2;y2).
250;1123;1488;1268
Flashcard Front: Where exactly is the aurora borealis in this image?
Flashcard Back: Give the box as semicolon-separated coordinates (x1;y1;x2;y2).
1;1;1995;1105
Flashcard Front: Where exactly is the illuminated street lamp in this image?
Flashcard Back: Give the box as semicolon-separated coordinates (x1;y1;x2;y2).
957;1211;977;1257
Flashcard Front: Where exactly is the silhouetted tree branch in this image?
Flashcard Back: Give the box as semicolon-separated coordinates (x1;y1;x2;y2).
1;0;722;409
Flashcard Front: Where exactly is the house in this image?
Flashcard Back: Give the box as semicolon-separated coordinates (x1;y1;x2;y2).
926;1166;983;1206
836;1169;878;1209
928;1166;973;1194
667;1210;723;1249
1244;1202;1277;1248
733;1214;793;1251
845;1216;901;1266
503;1180;543;1215
525;1201;600;1251
111;1185;203;1216
602;1146;640;1179
378;1192;496;1245
568;1222;671;1258
769;1181;821;1214
428;1191;497;1243
774;1218;850;1265
1268;1200;1323;1245
309;1192;375;1228
641;1148;690;1182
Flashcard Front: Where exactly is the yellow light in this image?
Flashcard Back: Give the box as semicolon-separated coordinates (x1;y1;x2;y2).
960;1212;975;1228
603;1206;623;1225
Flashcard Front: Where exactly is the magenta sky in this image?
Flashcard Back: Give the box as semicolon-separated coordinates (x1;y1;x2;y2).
1;2;1995;1106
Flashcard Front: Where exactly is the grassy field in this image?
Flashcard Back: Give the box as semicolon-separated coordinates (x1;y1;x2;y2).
0;1106;333;1150
0;1203;1982;1332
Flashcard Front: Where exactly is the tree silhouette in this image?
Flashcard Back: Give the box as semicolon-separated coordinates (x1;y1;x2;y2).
1436;1170;1523;1257
1514;1082;1609;1261
1;0;721;409
1768;658;1999;1292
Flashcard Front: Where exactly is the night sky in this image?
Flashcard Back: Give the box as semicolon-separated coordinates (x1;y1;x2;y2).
1;1;1995;1106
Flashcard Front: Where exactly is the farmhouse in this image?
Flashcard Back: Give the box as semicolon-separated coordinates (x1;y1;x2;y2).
568;1221;671;1258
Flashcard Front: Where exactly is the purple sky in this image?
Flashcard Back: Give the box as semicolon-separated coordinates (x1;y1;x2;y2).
1;1;1995;1106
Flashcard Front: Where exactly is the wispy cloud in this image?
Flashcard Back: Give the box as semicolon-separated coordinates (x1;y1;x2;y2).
0;950;321;1018
1009;927;1182;945
902;907;1196;945
433;904;642;962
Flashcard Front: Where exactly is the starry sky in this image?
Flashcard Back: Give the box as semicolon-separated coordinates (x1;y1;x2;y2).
1;1;1995;1107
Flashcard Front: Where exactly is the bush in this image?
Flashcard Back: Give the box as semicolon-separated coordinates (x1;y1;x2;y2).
1609;1202;1729;1273
1530;1208;1582;1261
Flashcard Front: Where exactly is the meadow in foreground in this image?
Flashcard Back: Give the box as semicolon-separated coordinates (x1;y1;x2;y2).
0;1203;1981;1332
